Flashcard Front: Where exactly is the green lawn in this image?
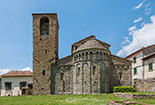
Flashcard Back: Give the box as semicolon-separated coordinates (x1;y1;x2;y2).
0;94;155;105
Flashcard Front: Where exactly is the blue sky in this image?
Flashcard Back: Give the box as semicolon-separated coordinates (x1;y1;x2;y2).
0;0;155;74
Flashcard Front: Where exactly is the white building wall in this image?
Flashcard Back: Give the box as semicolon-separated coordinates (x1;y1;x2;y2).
1;77;32;96
144;57;155;79
127;51;143;81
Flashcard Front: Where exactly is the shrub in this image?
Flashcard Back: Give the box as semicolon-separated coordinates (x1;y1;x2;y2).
113;86;136;92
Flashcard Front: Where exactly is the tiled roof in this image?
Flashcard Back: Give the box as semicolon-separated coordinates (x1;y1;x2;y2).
1;71;32;77
72;35;96;46
74;39;107;53
125;44;155;58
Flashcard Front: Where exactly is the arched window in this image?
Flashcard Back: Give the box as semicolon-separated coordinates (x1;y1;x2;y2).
77;67;80;76
40;17;49;35
85;52;88;60
61;73;64;80
93;66;96;75
79;54;81;61
90;52;93;59
119;72;122;80
82;53;84;60
100;52;103;59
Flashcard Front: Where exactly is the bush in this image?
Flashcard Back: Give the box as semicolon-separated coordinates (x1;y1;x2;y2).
113;86;136;92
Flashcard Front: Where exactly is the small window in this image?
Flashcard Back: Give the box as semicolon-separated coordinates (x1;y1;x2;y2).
43;70;45;76
93;66;96;75
134;67;137;75
77;68;80;76
61;73;64;80
133;57;136;63
90;52;93;59
96;52;99;59
28;84;33;89
119;73;122;80
100;52;103;59
20;82;26;89
149;63;153;71
79;54;81;61
45;49;48;54
82;53;84;60
5;82;11;90
75;46;78;50
85;52;88;60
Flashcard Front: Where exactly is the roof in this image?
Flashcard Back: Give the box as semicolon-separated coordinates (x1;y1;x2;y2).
1;71;32;77
74;39;107;53
111;54;132;62
72;35;96;46
142;52;155;60
32;13;57;15
125;44;155;58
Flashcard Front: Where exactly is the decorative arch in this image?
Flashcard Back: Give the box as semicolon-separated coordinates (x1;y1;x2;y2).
40;17;49;35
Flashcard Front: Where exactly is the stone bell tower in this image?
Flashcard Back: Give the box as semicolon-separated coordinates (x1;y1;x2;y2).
32;13;59;95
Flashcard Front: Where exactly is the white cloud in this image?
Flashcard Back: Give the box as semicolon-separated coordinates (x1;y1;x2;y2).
0;67;32;75
128;25;137;35
21;67;32;72
134;0;146;10
146;3;151;7
145;8;151;15
134;17;143;23
145;3;151;15
117;15;155;57
0;68;10;75
121;37;131;46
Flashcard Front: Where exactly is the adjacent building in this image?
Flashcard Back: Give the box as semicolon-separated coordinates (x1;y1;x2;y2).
0;71;33;96
126;44;155;92
32;13;132;95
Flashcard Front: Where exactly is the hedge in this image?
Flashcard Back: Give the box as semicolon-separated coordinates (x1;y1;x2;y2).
113;86;136;92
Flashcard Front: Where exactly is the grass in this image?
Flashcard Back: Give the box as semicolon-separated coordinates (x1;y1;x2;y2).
0;94;155;105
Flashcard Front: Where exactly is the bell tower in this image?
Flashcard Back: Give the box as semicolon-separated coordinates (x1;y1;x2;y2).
32;13;59;95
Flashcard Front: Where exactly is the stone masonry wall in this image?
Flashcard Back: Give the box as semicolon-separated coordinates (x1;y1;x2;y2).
110;55;132;92
73;49;111;94
33;13;59;95
134;78;155;92
51;55;73;94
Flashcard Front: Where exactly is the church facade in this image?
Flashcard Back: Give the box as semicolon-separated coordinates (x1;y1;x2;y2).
32;13;132;95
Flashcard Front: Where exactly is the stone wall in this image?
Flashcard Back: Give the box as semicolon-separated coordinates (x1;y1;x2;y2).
134;78;155;92
51;55;73;94
113;92;155;99
33;13;59;95
108;101;150;105
73;49;111;94
110;55;132;92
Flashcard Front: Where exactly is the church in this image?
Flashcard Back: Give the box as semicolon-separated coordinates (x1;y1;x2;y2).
32;13;132;95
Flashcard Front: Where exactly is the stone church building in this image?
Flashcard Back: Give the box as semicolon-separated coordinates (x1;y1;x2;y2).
32;13;132;95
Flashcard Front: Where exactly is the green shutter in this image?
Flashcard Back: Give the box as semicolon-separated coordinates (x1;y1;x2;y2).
133;57;136;63
134;68;137;74
149;63;153;71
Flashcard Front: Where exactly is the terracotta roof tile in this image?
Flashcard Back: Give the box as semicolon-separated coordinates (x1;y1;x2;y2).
1;71;32;77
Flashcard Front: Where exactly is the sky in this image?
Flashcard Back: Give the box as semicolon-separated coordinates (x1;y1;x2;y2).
0;0;155;74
